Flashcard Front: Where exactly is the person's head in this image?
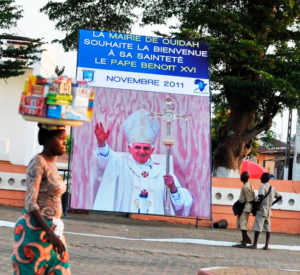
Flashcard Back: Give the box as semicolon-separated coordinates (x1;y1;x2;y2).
240;171;249;183
261;172;270;184
122;109;160;162
128;142;154;164
38;123;66;156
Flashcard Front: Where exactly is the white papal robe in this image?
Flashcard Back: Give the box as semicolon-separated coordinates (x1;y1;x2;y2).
91;145;193;216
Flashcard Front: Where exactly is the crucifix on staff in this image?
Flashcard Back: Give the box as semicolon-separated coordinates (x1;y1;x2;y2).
150;97;189;215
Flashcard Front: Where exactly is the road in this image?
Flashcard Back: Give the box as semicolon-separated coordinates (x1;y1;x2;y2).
1;206;300;274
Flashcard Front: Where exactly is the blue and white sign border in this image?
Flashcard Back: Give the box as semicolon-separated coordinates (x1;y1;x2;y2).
76;29;209;96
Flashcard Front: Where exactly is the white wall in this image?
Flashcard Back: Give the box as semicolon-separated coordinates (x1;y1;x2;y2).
0;69;39;165
293;110;300;180
0;44;57;165
33;44;57;77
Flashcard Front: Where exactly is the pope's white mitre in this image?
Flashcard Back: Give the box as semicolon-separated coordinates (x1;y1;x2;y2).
122;109;160;144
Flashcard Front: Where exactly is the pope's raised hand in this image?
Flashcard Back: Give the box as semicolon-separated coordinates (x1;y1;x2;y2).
94;122;110;147
163;174;177;193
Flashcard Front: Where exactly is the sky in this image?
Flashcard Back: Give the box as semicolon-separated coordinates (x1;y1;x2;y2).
13;0;77;78
11;0;298;141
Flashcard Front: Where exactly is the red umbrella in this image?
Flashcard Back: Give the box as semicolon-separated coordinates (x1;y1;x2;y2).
240;160;267;179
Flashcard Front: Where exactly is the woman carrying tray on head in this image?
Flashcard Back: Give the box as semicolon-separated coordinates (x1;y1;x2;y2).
12;123;71;274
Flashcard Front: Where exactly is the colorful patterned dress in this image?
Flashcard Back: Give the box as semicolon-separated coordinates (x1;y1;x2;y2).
12;154;71;274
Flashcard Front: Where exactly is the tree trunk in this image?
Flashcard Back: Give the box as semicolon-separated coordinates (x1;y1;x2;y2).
212;109;255;178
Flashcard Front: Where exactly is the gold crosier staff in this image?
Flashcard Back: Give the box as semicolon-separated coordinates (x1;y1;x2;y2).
150;97;188;215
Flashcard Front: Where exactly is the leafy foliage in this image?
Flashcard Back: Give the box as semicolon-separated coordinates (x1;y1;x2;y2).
143;1;300;118
143;0;299;170
247;138;259;158
0;0;41;79
40;0;142;52
211;101;261;158
40;0;300;128
40;0;300;171
211;98;231;153
0;0;22;28
259;129;278;149
66;134;73;154
144;0;300;171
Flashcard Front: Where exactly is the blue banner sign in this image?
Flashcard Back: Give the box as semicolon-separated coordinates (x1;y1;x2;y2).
77;29;209;96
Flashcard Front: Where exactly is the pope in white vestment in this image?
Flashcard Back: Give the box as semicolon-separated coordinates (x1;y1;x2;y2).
91;109;193;216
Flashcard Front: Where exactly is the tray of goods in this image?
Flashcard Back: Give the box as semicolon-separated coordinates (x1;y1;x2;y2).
18;75;95;127
21;115;84;126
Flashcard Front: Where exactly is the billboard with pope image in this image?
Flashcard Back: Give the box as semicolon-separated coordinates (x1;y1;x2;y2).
71;29;211;218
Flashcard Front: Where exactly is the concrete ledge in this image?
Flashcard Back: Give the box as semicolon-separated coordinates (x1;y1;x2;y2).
0;166;299;234
131;178;300;234
212;187;300;211
0;172;27;191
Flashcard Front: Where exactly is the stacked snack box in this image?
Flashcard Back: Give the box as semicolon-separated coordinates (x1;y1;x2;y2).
19;75;48;116
19;75;94;122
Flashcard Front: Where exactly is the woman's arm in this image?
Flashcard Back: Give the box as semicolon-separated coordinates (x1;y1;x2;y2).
29;209;65;255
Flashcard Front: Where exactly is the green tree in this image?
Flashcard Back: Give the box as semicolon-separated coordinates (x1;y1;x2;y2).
142;0;300;176
259;129;278;149
40;0;141;52
0;0;41;79
66;134;73;154
41;0;300;177
211;99;261;159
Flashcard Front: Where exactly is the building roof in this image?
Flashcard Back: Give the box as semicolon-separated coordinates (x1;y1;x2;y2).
257;139;294;155
0;34;39;43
